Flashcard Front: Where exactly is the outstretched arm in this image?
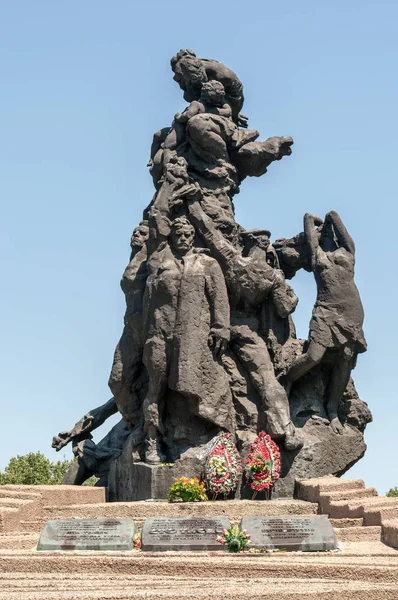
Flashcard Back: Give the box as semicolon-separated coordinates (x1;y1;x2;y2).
147;186;172;255
326;210;355;255
52;397;118;452
304;213;323;271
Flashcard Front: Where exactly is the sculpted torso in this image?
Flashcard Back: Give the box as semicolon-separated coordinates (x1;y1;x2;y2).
314;247;364;324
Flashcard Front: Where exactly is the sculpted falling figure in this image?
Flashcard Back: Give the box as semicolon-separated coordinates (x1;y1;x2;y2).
281;211;367;433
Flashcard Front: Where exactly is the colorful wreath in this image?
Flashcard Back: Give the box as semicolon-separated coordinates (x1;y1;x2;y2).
245;432;281;498
203;432;242;498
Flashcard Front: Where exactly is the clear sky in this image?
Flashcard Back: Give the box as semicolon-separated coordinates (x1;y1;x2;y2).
1;1;397;494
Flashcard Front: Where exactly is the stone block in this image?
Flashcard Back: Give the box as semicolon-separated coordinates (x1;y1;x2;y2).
382;519;398;549
141;516;230;551
109;459;176;502
241;515;338;551
364;505;398;526
37;518;135;551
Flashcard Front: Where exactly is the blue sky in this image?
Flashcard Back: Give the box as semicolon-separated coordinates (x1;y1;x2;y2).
1;1;397;494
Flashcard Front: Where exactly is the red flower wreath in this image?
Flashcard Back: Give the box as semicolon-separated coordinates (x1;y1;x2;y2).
245;432;281;498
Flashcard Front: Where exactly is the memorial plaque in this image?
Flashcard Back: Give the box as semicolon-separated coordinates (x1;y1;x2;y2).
241;515;337;552
142;516;230;551
37;518;135;551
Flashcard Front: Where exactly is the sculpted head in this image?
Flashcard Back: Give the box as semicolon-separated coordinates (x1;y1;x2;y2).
170;49;196;70
200;80;226;106
170;216;195;254
171;49;207;92
243;229;271;250
319;218;338;252
130;220;149;250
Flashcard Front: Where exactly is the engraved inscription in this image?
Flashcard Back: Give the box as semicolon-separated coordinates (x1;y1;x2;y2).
142;516;231;551
37;518;135;551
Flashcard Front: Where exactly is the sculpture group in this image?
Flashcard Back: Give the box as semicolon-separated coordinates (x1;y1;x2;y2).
53;50;371;495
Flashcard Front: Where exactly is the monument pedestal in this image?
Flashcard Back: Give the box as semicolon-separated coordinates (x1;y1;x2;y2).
107;435;175;501
107;434;213;502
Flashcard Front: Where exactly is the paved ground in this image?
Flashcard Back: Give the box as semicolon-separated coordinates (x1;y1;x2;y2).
0;540;397;599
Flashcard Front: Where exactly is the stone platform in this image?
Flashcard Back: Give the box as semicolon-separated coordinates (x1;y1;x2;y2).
1;479;398;598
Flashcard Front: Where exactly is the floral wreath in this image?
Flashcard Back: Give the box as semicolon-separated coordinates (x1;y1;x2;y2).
245;431;281;498
203;432;242;498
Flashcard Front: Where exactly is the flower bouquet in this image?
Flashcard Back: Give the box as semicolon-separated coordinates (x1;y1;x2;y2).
245;431;281;499
168;477;208;503
216;525;251;553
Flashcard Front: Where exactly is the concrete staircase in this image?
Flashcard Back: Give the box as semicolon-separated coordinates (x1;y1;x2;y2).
0;489;42;535
296;475;398;549
0;485;105;549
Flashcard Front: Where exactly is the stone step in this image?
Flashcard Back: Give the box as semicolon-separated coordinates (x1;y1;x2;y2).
0;498;40;522
0;508;20;534
365;506;398;527
0;550;398;578
1;485;106;506
0;498;33;509
0;573;397;600
381;519;398;549
330;517;364;528
319;487;378;514
42;498;318;521
0;489;41;501
0;533;38;550
296;476;365;503
329;497;398;519
335;526;381;542
19;519;47;534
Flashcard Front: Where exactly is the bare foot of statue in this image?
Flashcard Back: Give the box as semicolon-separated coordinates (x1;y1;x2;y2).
329;416;344;435
283;422;303;451
144;437;165;464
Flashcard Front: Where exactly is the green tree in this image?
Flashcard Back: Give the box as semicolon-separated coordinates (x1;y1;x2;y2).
0;452;74;485
387;487;398;497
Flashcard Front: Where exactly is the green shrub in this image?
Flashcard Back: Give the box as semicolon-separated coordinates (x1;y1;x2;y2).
0;452;74;485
